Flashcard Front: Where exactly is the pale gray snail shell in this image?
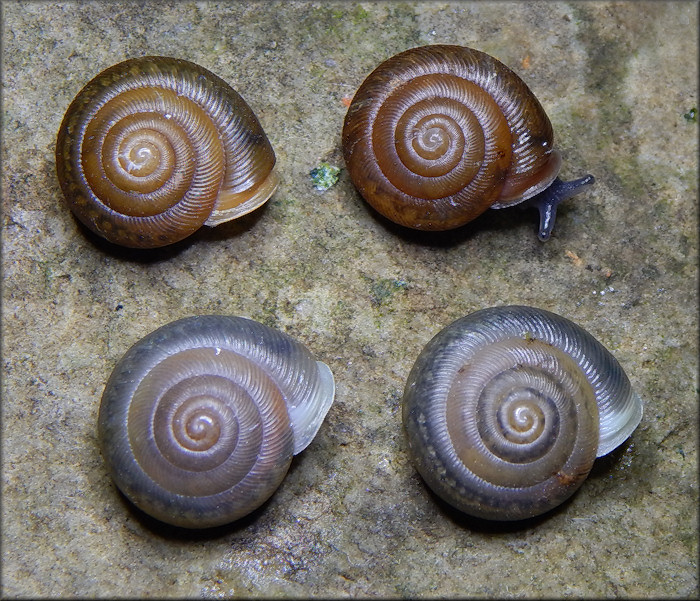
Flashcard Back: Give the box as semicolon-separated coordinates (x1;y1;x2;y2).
402;305;644;521
98;316;335;528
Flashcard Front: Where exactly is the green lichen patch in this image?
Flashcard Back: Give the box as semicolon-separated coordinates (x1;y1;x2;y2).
368;277;408;307
310;162;341;191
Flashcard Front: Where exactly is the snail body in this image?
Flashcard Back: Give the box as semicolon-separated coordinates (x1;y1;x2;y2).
56;57;278;248
342;45;594;240
402;306;643;521
98;316;335;528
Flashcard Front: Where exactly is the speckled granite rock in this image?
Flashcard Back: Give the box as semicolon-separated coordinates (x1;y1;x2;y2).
2;1;697;597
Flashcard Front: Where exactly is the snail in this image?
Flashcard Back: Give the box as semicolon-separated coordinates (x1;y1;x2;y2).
342;45;594;240
402;305;644;521
56;57;278;248
97;315;335;528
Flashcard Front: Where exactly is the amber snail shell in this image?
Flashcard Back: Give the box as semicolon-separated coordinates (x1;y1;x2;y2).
342;45;594;240
98;316;335;528
402;306;644;521
56;57;279;248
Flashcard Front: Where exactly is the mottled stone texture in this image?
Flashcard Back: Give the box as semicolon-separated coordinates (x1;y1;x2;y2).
2;1;697;598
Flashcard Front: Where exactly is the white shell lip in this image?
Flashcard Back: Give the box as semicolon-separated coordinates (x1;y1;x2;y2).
205;167;280;226
596;390;643;457
289;360;336;454
491;150;563;209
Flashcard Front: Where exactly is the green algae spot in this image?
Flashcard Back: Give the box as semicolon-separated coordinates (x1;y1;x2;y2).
369;278;408;306
352;5;369;24
310;162;341;191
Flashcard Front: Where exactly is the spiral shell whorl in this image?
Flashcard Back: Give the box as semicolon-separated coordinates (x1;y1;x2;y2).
56;57;278;248
402;306;643;520
98;316;335;528
342;45;562;230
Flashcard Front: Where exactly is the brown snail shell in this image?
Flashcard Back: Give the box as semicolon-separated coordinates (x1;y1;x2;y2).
402;306;644;521
342;45;594;240
56;57;278;248
98;316;335;528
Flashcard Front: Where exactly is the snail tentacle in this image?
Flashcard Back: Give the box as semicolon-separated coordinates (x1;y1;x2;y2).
524;175;596;241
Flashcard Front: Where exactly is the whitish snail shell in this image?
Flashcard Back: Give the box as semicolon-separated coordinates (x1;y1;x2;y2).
98;316;335;528
402;305;643;521
56;57;278;248
342;45;594;240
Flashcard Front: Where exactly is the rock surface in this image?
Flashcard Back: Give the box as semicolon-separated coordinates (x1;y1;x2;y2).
2;1;697;597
